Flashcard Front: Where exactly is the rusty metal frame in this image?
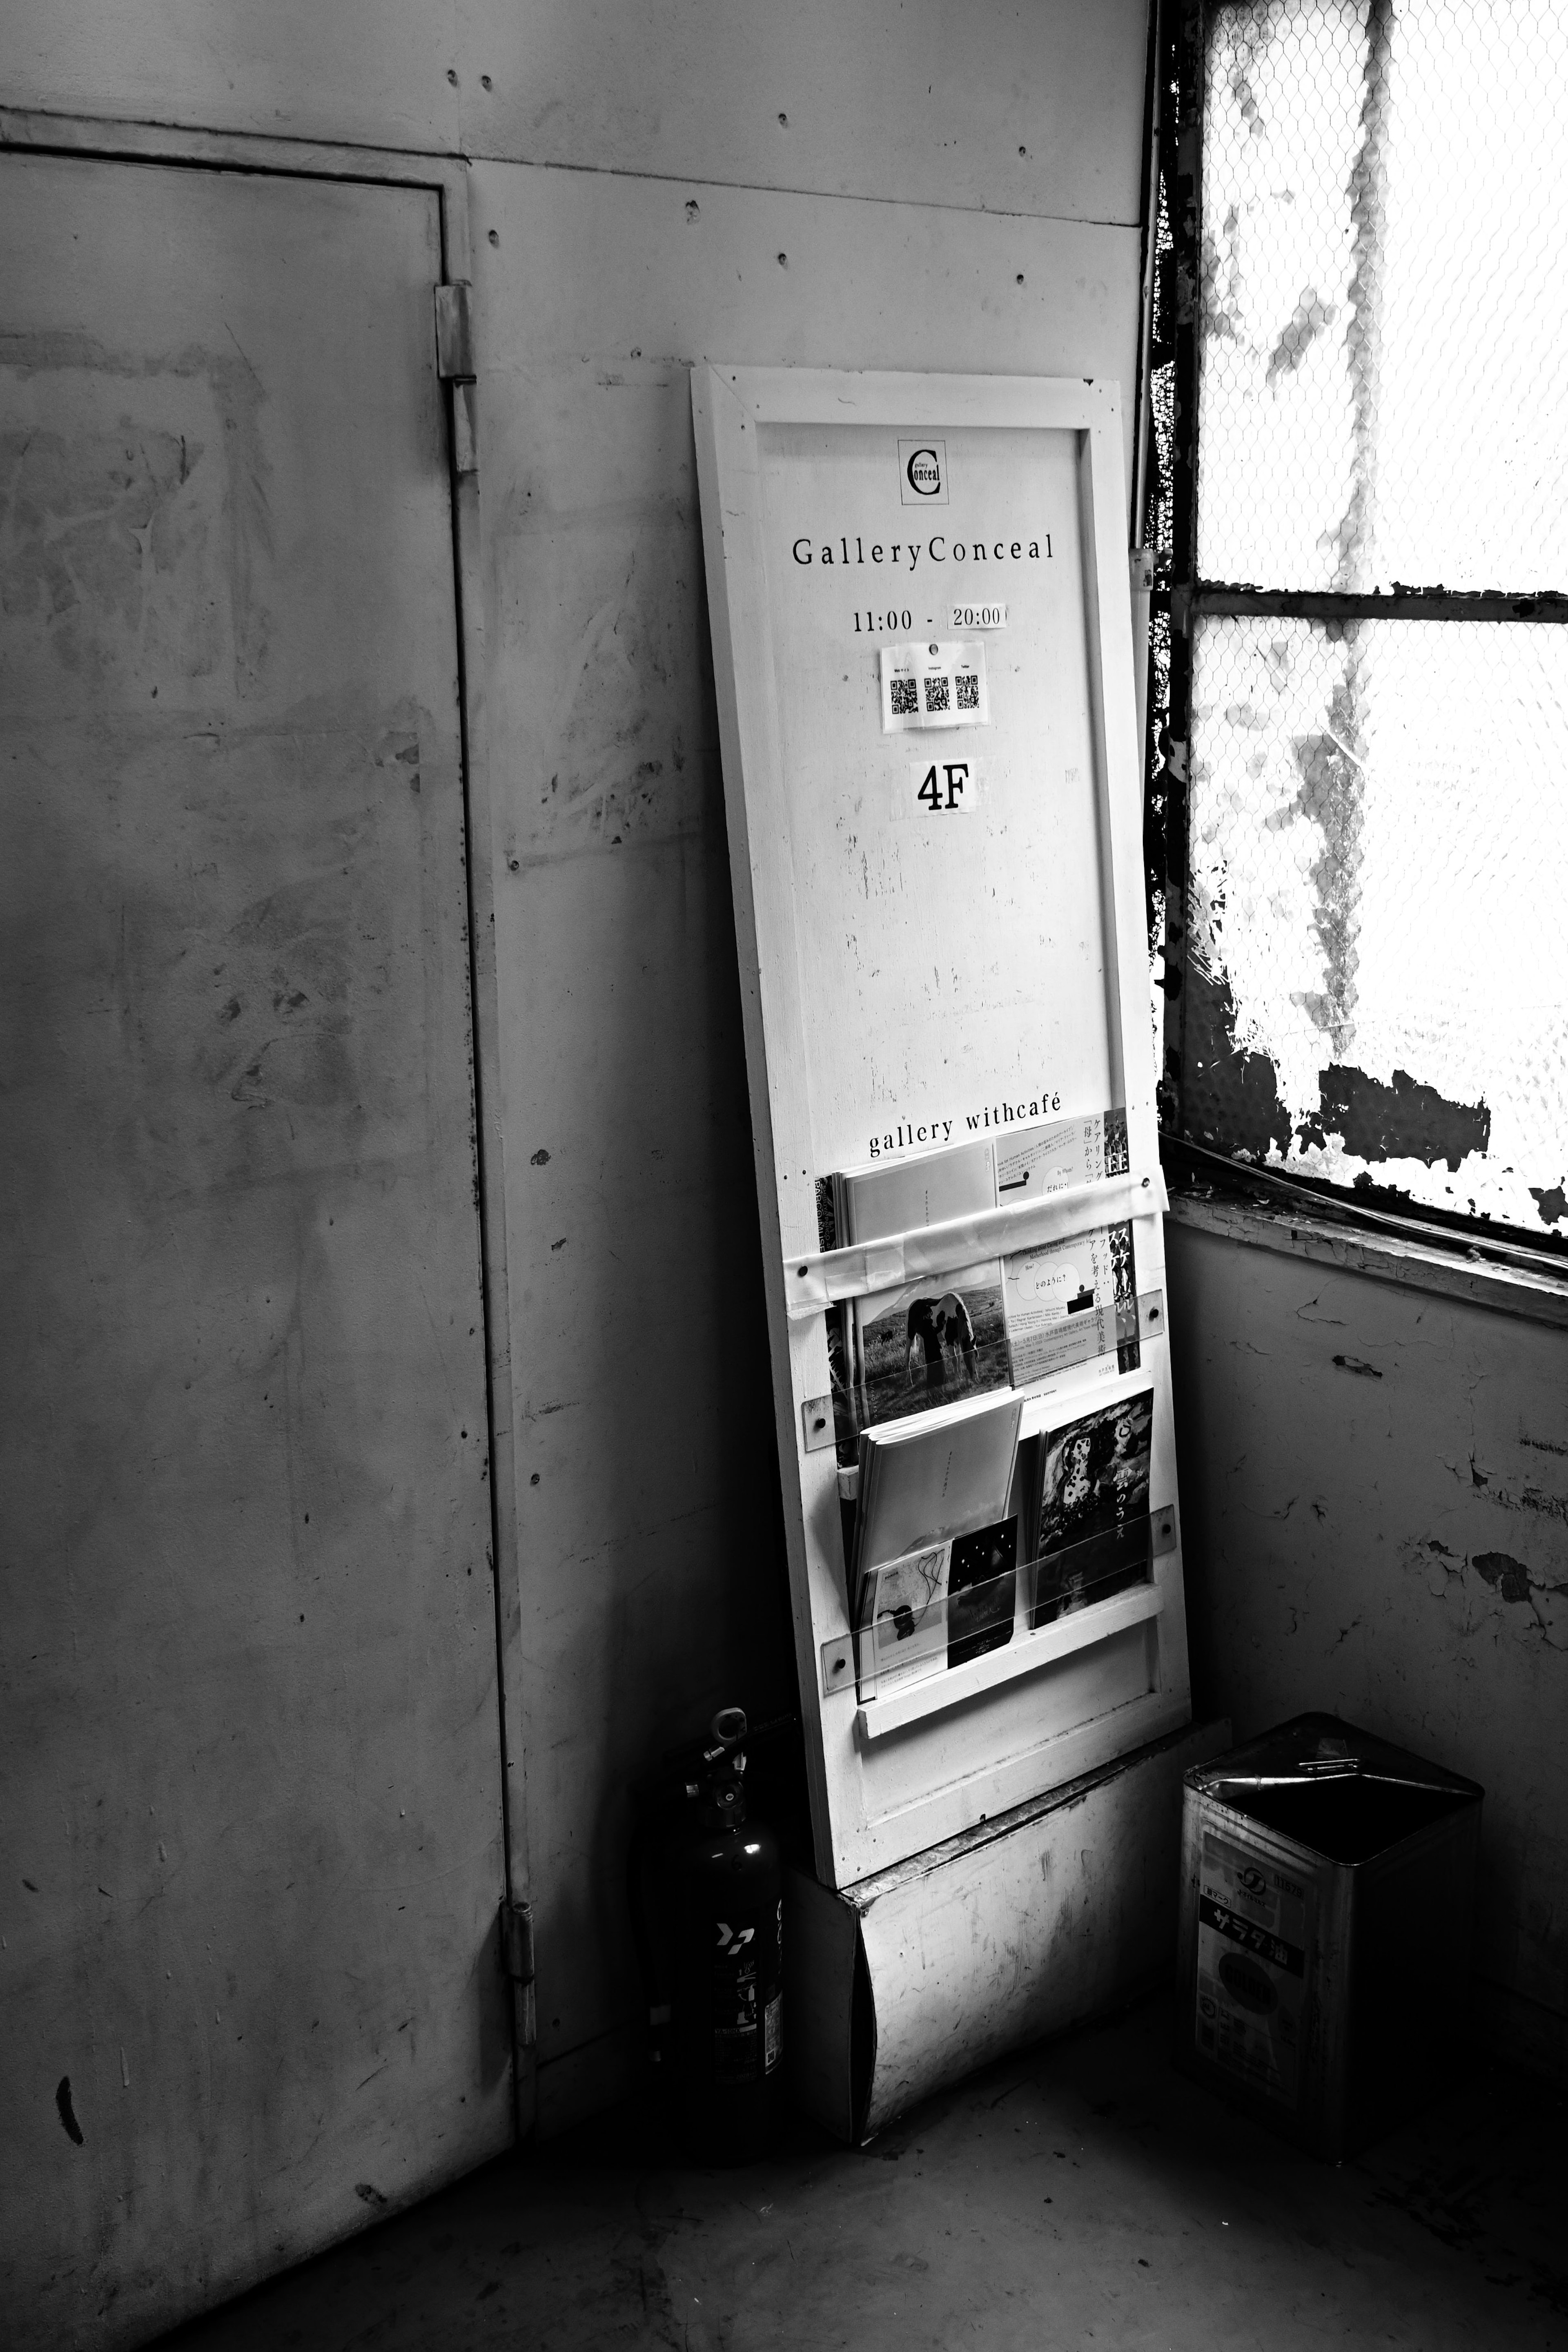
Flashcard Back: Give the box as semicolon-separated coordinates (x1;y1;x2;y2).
1149;9;1568;1244
1164;585;1568;624
1150;0;1204;1137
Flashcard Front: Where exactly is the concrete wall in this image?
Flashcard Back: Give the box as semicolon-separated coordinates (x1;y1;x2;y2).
474;162;1149;2128
0;0;1147;217
0;0;1156;2142
1167;1207;1568;2082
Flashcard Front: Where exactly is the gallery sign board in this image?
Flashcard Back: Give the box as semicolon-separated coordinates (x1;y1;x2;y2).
692;368;1190;1890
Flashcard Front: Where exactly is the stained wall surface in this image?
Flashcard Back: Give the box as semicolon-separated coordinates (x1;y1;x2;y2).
0;0;1147;218
472;165;1144;2129
1167;1213;1568;2080
0;0;1156;2159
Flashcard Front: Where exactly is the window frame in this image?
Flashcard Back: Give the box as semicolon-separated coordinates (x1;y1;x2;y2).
1145;0;1568;1280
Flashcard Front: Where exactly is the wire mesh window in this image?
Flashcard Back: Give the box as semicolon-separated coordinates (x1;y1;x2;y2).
1150;0;1568;1244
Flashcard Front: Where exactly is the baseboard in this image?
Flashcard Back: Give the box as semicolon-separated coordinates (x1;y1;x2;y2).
533;2020;639;2140
1472;1975;1568;2089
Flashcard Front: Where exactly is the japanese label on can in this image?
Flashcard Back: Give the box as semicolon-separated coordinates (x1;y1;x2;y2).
764;1991;783;2074
1195;1833;1312;2108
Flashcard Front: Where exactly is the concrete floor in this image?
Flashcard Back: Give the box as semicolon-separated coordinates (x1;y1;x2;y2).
157;1993;1565;2352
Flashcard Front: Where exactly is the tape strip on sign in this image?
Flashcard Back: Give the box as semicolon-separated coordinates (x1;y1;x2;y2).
782;1166;1169;1319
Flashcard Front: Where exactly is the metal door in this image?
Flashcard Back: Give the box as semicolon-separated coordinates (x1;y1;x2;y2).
0;151;510;2348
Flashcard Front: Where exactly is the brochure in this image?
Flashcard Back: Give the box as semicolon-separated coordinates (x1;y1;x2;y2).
858;1512;1018;1695
819;1109;1140;1433
1031;1389;1154;1628
851;1388;1021;1623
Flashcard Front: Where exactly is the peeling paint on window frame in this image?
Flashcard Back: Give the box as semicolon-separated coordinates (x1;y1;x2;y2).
1143;0;1568;1269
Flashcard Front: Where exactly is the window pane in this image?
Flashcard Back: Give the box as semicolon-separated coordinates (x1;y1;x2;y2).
1199;0;1568;592
1182;614;1568;1236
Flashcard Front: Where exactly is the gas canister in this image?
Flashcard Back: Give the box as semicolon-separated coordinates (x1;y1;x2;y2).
631;1707;784;2160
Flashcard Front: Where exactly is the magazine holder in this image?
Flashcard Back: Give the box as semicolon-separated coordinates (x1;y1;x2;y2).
693;368;1191;1888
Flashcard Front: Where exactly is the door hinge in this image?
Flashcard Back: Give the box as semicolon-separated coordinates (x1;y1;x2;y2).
501;1897;535;1984
434;282;476;383
435;283;479;477
501;1898;537;2052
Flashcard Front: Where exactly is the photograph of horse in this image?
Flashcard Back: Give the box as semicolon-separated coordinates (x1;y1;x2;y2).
855;1260;1009;1427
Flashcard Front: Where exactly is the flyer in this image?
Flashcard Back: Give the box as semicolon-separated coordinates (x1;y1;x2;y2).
859;1543;951;1695
1031;1388;1153;1625
1002;1220;1138;1389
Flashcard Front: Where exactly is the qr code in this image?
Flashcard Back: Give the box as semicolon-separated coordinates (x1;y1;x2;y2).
923;674;950;713
956;672;979;711
890;677;919;716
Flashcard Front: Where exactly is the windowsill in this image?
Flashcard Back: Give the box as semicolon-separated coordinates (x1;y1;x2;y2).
1167;1191;1568;1331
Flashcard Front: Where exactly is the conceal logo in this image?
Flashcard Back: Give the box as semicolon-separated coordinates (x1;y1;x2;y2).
899;438;948;506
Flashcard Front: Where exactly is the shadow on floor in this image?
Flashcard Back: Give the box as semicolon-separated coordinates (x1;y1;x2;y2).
155;1991;1566;2350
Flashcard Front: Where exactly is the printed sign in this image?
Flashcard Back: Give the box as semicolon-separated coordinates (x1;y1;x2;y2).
880;638;989;733
894;756;982;820
1195;1833;1314;2107
950;602;1008;631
